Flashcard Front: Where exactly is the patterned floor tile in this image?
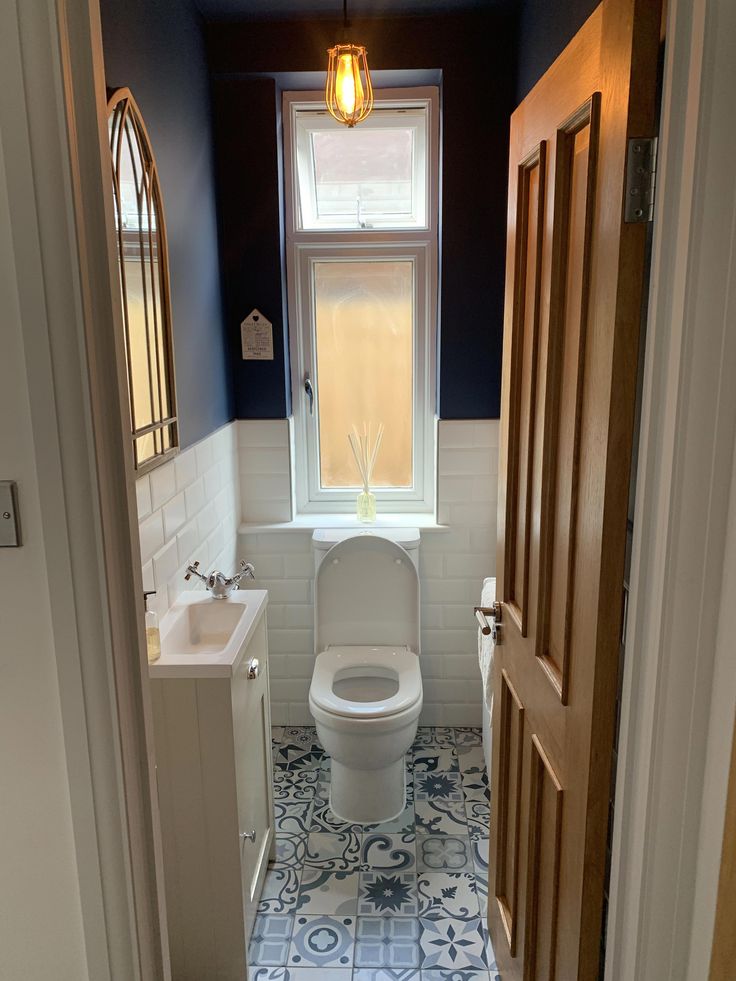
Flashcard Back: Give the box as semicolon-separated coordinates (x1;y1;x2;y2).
249;914;294;966
414;772;464;801
415;798;468;836
464;801;490;841
304;832;361;871
276;743;325;772
413;746;460;774
259;868;302;914
274;770;319;802
354;970;420;981
273;834;308;869
250;969;353;981
454;728;483;747
310;798;364;834
480;922;498;972
295;869;360;915
359;871;419;916
460;770;490;804
470;839;489;918
275;799;313;835
417;872;479;921
288;914;355;968
272;726;284;746
419;917;488;970
355;916;422;969
364;801;416;836
456;745;486;774
421;971;491;981
413;727;456;749
416;836;474;873
282;726;320;747
362;833;417;872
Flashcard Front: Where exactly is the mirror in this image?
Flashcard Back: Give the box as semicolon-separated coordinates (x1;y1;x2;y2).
108;88;178;473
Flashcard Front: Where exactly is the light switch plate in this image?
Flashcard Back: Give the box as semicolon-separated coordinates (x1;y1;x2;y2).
0;481;21;547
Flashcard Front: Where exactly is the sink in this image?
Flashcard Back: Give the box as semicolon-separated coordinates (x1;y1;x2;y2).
162;600;247;656
151;590;269;678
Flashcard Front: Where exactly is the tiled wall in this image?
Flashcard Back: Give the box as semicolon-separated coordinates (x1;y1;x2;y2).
136;423;240;622
237;419;499;727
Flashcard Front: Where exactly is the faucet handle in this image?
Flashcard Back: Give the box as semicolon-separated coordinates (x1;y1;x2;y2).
234;559;255;582
184;560;200;582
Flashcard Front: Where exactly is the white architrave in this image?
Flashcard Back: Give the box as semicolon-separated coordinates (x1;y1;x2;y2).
605;0;736;977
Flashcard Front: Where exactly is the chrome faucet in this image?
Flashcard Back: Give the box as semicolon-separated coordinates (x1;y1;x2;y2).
185;559;255;599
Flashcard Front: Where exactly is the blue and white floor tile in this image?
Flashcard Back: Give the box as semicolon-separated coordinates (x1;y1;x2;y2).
253;726;498;980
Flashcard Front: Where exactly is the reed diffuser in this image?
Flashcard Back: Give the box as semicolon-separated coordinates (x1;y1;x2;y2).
348;422;383;523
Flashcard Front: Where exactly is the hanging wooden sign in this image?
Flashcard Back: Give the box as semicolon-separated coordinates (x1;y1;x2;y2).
241;309;274;360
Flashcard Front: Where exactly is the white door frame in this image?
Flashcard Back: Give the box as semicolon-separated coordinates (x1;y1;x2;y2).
3;0;734;978
605;0;736;977
1;1;168;978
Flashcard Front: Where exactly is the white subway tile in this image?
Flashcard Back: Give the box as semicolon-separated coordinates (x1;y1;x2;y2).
438;475;476;504
447;503;495;527
422;629;476;655
184;477;206;519
175;448;197;492
241;473;291;502
473;421;500;448
284;553;314;578
418;704;444;725
422;579;476;604
176;520;199;567
204;464;223;500
250;555;285;579
269;629;313;654
237;419;290;448
438;421;477;449
258;579;311;603
239;446;291;475
197;501;218;540
195;437;215;475
285;604;315;628
445;553;494;579
162;492;186;541
444;704;482;726
136;474;152;520
139;511;164;563
241;499;292;523
141;560;155;593
149;459;177;510
438;448;494;477
152;539;179;589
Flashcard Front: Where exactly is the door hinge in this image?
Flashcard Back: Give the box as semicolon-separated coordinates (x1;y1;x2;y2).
624;137;657;223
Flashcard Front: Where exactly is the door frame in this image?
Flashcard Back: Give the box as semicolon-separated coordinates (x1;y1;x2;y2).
1;0;168;978
3;0;734;979
605;0;736;978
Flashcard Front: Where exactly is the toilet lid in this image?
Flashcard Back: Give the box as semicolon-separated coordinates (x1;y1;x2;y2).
310;645;422;720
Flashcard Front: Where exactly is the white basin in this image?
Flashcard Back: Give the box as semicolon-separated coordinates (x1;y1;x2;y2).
151;590;268;678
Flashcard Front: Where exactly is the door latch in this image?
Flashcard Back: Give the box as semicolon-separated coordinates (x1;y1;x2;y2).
475;602;502;643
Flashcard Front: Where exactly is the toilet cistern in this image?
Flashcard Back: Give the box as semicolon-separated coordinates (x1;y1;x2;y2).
184;558;255;599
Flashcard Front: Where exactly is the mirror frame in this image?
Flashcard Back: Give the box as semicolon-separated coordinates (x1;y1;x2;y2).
107;87;179;475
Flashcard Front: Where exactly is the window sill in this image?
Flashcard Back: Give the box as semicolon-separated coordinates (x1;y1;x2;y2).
238;513;449;534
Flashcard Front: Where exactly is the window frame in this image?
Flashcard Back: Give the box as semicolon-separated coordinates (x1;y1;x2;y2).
284;87;440;514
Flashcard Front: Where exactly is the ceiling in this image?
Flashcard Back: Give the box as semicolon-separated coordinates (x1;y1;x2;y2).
195;0;517;22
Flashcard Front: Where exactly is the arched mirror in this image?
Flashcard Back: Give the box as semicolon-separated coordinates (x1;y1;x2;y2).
108;88;178;473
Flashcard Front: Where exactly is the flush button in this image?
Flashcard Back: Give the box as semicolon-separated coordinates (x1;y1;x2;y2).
0;481;21;547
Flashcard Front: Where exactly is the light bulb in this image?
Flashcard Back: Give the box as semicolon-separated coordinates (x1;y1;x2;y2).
325;43;373;127
335;52;363;117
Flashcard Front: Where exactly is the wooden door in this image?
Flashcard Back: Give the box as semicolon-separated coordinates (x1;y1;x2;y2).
489;1;661;978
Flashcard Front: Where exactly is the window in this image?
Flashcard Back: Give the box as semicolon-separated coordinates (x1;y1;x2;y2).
284;89;439;513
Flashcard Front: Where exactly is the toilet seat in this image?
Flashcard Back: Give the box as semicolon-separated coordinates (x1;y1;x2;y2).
310;645;422;720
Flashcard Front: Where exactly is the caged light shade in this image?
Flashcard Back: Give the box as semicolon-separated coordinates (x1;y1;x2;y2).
325;43;374;127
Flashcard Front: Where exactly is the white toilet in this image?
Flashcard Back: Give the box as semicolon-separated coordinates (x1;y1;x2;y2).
309;528;422;824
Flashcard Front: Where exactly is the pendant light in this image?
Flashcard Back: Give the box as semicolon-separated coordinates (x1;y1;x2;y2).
325;0;374;127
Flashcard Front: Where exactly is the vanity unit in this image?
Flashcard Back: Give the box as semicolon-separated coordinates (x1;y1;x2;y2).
149;590;273;981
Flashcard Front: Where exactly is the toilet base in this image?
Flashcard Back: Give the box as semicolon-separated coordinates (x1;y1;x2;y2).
329;757;406;825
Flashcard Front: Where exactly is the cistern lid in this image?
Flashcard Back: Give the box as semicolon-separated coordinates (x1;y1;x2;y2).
313;530;421;653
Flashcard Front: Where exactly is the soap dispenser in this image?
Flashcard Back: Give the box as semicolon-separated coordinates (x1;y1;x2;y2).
144;590;161;663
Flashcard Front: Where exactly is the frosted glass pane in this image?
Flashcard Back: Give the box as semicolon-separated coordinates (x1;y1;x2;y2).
314;260;413;489
312;129;414;222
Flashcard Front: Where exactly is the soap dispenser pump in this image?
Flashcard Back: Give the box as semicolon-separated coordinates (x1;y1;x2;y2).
144;590;161;663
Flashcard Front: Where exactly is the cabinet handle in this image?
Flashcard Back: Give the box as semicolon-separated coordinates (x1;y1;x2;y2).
240;829;257;844
247;657;260;680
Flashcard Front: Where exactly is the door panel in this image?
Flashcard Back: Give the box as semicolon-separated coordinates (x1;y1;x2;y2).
489;1;662;978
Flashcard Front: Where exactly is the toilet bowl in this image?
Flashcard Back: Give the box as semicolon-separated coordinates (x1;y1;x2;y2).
310;530;422;824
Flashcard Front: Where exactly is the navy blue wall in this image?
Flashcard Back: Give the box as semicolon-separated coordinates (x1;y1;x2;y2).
516;0;599;101
99;0;232;448
208;12;517;420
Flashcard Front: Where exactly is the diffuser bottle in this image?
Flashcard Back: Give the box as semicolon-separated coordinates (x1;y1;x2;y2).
356;488;376;523
144;590;161;663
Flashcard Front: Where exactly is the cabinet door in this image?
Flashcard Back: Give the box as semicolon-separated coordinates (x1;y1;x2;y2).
231;616;274;940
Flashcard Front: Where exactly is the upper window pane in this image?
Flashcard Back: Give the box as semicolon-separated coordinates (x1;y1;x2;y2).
294;106;428;231
311;128;414;225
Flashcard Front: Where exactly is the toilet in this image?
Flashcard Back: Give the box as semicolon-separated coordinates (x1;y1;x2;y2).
309;528;422;824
